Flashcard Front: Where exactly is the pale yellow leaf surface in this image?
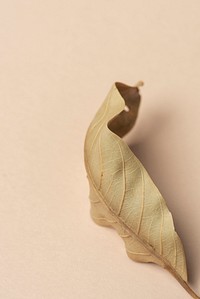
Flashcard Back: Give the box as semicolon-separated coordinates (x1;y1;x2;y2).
84;82;199;299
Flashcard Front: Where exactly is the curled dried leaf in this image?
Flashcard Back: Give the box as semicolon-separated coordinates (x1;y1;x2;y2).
84;82;199;299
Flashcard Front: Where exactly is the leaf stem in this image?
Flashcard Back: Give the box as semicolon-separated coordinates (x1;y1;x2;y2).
165;265;200;299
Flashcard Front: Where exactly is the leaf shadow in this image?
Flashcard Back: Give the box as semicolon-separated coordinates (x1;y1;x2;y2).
126;104;200;288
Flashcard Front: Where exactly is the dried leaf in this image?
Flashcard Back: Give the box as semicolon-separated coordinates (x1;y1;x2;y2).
84;82;199;298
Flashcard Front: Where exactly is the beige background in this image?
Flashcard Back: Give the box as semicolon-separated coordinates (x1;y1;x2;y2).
0;0;200;298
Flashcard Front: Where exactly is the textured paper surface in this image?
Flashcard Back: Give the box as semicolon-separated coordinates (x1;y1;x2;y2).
0;1;200;298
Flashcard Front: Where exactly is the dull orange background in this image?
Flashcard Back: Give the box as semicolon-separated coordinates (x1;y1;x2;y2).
0;1;200;298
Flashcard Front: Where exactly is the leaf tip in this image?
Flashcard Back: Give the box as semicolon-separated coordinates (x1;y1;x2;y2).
135;80;144;88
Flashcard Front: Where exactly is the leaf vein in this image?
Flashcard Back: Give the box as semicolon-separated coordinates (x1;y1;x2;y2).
136;168;145;235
